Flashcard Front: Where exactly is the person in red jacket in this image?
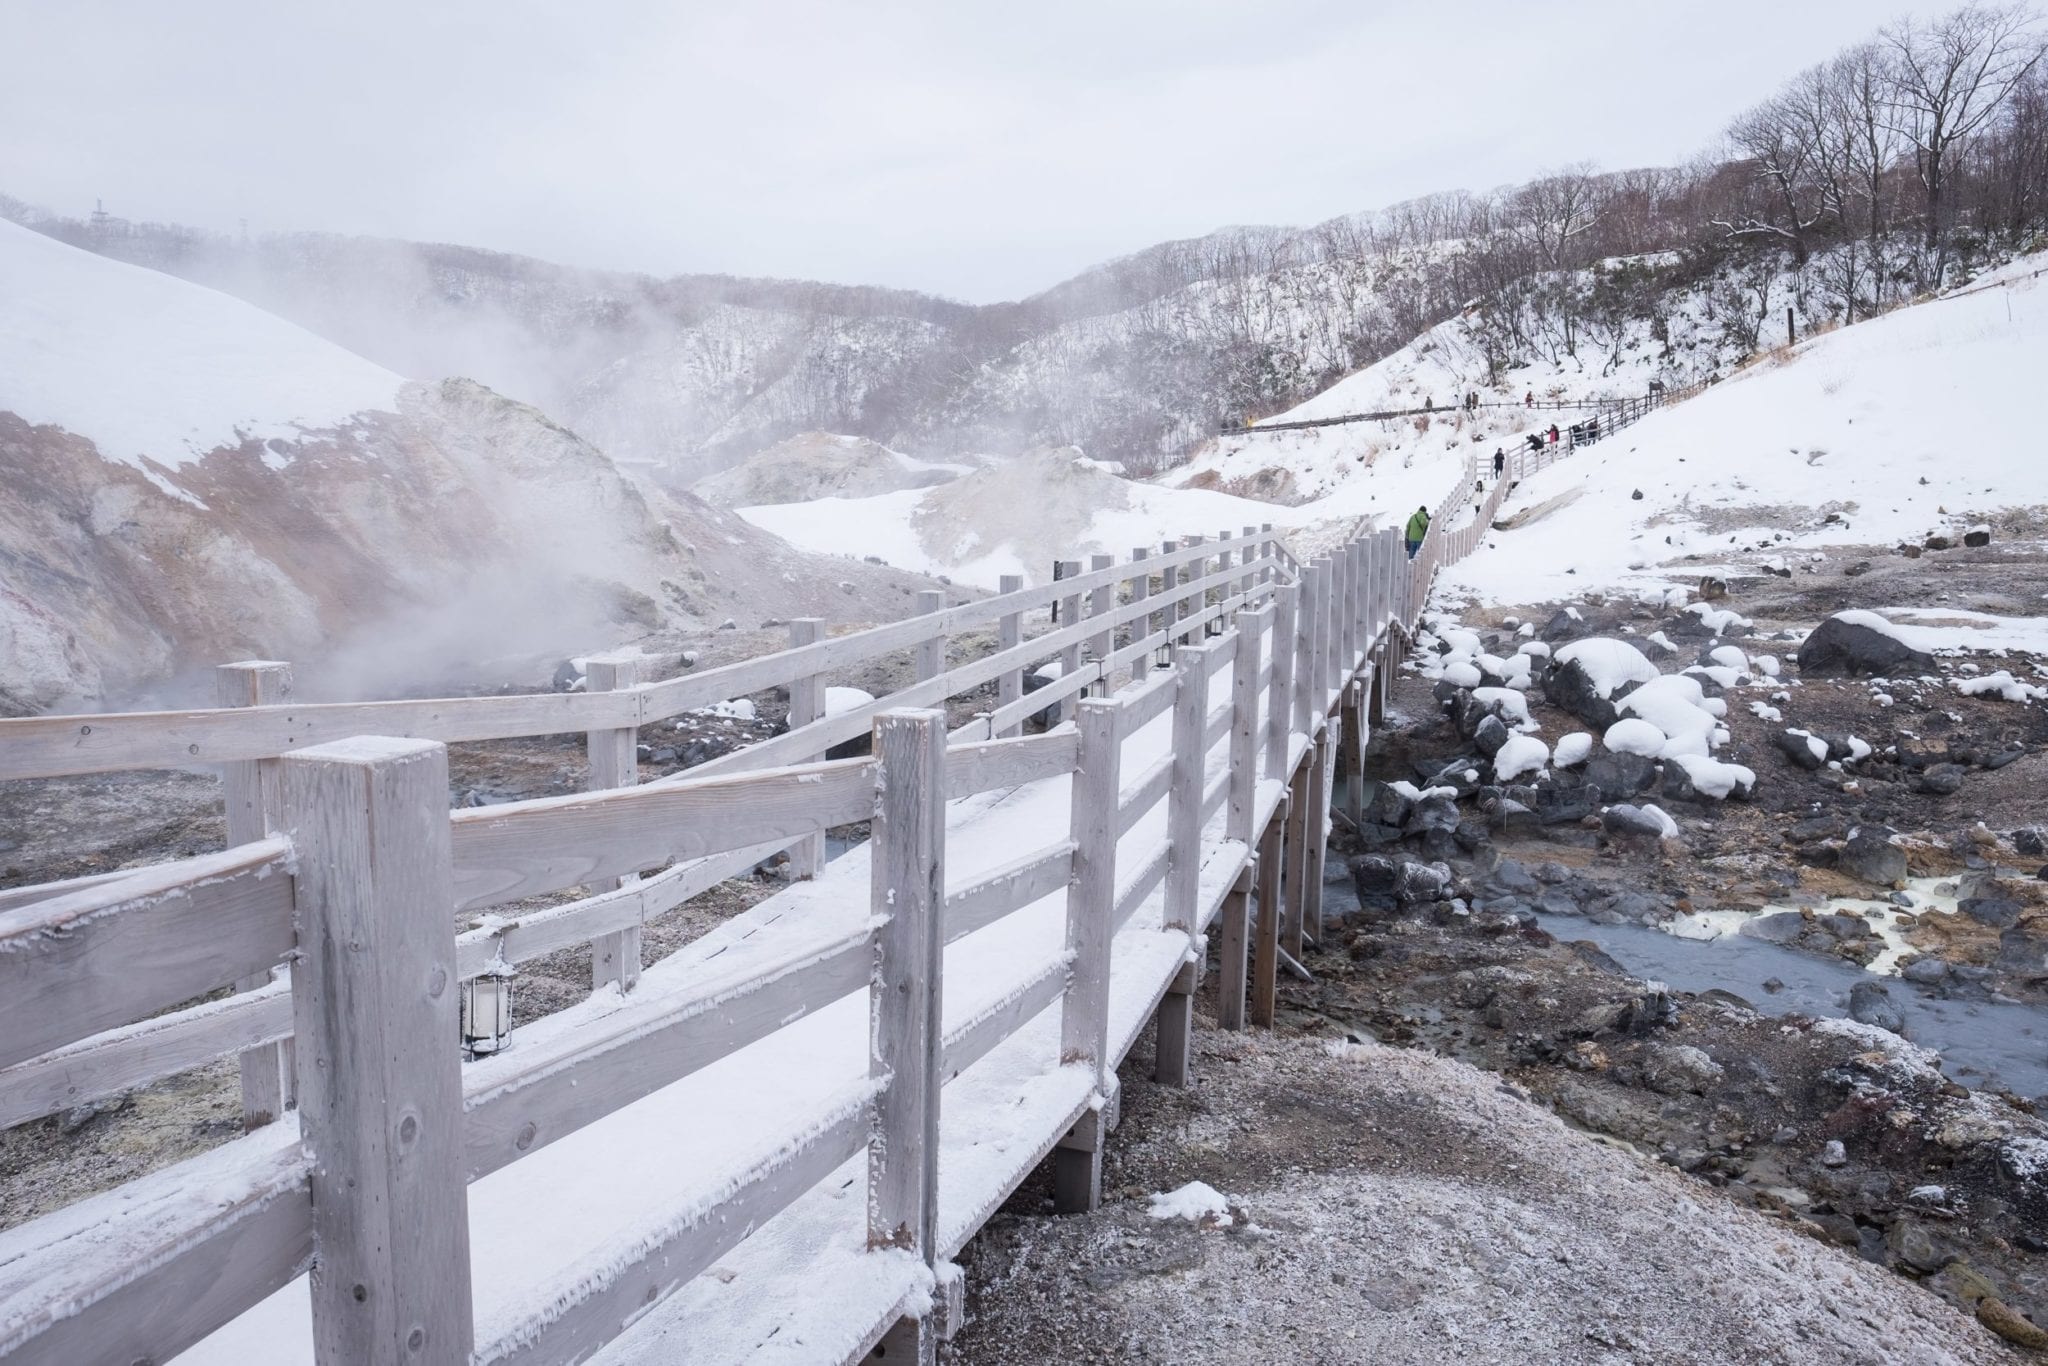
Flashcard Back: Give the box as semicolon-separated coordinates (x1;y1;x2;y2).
1548;423;1560;445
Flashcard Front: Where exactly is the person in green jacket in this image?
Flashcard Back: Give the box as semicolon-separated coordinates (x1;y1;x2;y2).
1404;505;1430;559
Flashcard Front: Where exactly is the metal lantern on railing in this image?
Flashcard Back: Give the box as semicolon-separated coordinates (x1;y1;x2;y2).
461;967;515;1058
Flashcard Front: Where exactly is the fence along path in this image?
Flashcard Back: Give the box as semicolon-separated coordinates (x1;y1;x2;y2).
0;455;1514;1366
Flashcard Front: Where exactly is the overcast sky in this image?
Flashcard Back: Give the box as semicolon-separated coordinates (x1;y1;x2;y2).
6;0;1915;302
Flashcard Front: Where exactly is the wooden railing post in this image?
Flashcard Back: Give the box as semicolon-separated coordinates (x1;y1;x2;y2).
584;652;644;992
1056;696;1121;1212
1266;582;1296;782
1240;525;1259;597
217;659;296;1129
1220;607;1269;1032
1087;552;1115;691
1129;548;1152;673
283;736;473;1366
914;589;946;685
1179;535;1204;645
786;619;829;873
867;709;945;1358
1154;644;1208;1087
1056;559;1084;680
994;577;1025;739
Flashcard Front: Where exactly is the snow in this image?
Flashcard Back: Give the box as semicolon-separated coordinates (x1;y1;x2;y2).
1492;734;1548;780
1668;753;1755;800
0;219;401;471
1552;639;1658;698
1629;804;1680;838
1616;675;1726;755
1707;645;1748;671
1470;686;1536;733
701;699;759;721
1436;252;2048;606
1553;732;1594;767
1954;670;2047;702
1602;719;1666;757
1146;1181;1234;1226
824;686;875;717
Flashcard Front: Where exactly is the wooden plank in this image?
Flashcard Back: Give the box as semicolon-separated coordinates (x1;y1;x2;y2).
1055;697;1121;1215
1056;560;1084;679
217;659;296;1130
1163;647;1207;938
1267;582;1297;782
475;1089;875;1366
0;838;294;1070
448;755;875;912
585;653;644;994
994;575;1025;739
282;736;472;1364
1216;879;1251;1031
915;589;947;683
1120;663;1178;729
1087;553;1115;689
943;843;1074;946
1111;835;1170;932
452;838;787;981
943;730;1077;799
1116;753;1173;837
1251;805;1287;1028
939;955;1069;1080
0;866;133;914
1305;732;1333;940
1284;753;1313;961
462;927;875;1179
1228;608;1268;846
786;618;828;878
0;1132;312;1364
0;979;292;1130
868;710;945;1258
0;686;641;781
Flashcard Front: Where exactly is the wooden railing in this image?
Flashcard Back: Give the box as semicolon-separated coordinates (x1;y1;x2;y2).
0;434;1608;1366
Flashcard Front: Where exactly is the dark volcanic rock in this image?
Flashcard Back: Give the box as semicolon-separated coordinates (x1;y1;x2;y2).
1583;751;1659;801
1472;714;1511;758
1601;804;1672;839
1841;825;1908;888
1960;897;2025;930
1916;764;1966;796
1541;657;1624;730
1964;527;1992;548
1796;613;1937;678
1848;980;1906;1034
1773;730;1827;771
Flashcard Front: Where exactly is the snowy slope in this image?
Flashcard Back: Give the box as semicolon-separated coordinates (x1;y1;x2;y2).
0;218;400;471
1439;254;2048;607
738;447;1302;589
691;431;982;507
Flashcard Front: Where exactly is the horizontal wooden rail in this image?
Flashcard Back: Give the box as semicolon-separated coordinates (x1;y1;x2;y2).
0;837;294;1070
944;843;1075;945
462;926;877;1180
939;955;1072;1081
0;978;292;1129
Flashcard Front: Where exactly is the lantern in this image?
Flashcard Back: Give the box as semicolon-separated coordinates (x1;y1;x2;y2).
461;968;515;1058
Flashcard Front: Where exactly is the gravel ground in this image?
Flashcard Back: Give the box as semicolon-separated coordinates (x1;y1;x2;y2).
947;1025;2025;1365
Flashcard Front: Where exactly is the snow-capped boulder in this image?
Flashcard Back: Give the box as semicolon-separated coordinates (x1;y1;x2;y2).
1542;638;1659;728
1797;611;1936;678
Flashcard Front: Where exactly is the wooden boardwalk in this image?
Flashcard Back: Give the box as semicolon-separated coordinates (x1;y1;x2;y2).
0;454;1514;1366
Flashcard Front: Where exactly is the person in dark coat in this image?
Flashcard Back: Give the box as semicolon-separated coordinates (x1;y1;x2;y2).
1492;448;1506;477
1404;505;1430;559
1524;433;1543;454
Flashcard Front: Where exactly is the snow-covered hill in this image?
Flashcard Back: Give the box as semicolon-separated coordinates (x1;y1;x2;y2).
1439;254;2048;607
0;223;930;713
692;432;983;508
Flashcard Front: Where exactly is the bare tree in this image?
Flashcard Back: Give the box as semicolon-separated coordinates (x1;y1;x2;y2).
1882;3;2045;261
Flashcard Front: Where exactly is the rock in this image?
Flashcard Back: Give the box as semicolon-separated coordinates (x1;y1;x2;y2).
1926;534;1953;551
1472;714;1511;758
1821;1139;1848;1167
1392;860;1455;905
1540;608;1583;642
1900;956;1949;985
1489;859;1540;894
1993;925;2048;977
1602;804;1674;838
1796;613;1938;678
1772;730;1826;771
1964;527;1993;548
551;659;582;691
1583;751;1660;801
1699;576;1728;601
1848;980;1906;1034
1842;560;1871;577
1740;912;1807;945
1977;1299;2048;1351
1360;781;1413;831
1787;813;1847;843
58;1096;126;1135
2016;827;2046;857
1840;825;1907;888
1645;1043;1725;1095
1889;1219;1954;1274
1915;764;1965;796
1540;657;1624;729
1631;488;1644;500
718;617;739;630
1959;896;2024;929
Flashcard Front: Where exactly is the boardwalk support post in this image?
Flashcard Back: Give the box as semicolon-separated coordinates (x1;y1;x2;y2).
1219;606;1267;1031
868;709;946;1356
1057;696;1122;1212
1154;645;1208;1086
284;736;473;1366
786;619;828;875
217;659;296;1129
585;652;643;991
